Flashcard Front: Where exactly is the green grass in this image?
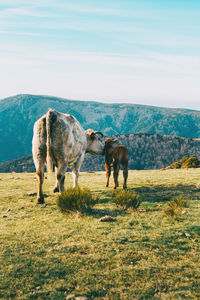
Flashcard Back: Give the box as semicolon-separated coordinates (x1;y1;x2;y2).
0;169;200;299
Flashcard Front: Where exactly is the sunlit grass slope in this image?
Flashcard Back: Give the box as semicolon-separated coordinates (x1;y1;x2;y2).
0;169;200;299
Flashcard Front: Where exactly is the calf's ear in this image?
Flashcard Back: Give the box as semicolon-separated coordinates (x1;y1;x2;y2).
112;139;118;145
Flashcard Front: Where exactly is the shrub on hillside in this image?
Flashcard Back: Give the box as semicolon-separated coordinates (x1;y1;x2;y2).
163;195;189;220
112;189;141;210
166;155;188;169
166;155;200;169
182;155;200;168
57;187;96;213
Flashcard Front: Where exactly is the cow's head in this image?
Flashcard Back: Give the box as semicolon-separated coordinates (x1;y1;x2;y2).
85;129;105;155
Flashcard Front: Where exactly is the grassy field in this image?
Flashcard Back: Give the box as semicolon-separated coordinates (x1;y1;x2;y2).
0;169;200;299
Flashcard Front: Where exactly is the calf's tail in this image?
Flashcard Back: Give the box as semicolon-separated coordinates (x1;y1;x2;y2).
46;109;55;175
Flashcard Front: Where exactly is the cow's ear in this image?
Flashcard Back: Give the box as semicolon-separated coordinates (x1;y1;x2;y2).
112;139;118;145
90;132;96;140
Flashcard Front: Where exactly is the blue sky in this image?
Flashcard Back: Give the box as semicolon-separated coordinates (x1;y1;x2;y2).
0;0;200;109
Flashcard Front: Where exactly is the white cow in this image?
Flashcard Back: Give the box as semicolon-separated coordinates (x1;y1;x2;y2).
32;109;104;203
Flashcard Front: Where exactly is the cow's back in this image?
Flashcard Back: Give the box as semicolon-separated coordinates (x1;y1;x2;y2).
48;110;87;167
32;110;86;168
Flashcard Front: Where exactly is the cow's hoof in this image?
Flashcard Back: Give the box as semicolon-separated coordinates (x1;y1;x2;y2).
123;186;127;189
53;186;59;193
106;184;109;187
36;197;45;204
113;186;117;189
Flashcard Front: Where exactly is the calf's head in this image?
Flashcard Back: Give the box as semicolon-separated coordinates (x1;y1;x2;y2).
85;129;104;155
104;138;118;164
104;138;118;152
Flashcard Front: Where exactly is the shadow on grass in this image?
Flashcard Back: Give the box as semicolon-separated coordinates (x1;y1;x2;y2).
128;184;199;203
87;207;126;219
55;184;199;219
92;190;113;204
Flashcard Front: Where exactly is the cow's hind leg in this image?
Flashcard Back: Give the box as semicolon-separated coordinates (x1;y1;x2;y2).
72;153;85;187
105;163;111;187
113;161;120;189
53;167;59;193
35;160;45;204
123;163;128;189
56;163;68;193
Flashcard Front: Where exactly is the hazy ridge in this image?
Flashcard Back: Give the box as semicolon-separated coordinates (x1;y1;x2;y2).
1;94;200;163
1;133;200;172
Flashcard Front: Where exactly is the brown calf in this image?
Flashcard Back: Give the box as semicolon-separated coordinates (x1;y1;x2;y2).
104;138;128;189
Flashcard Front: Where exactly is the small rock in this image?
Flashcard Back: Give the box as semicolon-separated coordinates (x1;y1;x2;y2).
36;286;41;290
27;191;37;196
2;215;7;218
192;239;197;243
182;210;186;215
138;209;146;212
185;233;191;237
176;232;184;236
99;215;115;222
66;295;75;300
19;207;24;210
76;297;88;300
7;208;12;212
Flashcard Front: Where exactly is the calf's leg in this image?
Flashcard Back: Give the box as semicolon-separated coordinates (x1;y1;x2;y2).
105;163;111;187
113;161;120;189
123;163;128;189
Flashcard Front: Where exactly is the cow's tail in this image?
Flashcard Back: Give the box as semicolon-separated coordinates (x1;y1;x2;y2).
46;109;55;176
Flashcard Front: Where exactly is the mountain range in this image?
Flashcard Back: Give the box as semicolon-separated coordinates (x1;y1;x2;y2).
0;94;200;163
1;133;200;172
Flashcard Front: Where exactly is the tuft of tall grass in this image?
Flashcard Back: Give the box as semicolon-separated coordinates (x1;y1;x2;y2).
112;189;141;210
57;187;96;213
163;195;189;220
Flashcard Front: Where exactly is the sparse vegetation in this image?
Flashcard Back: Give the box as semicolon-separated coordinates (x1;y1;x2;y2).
182;154;200;168
163;195;189;220
57;187;96;213
167;154;200;169
112;189;141;210
0;169;200;299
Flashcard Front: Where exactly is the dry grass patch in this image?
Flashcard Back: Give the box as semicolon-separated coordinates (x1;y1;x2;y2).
57;187;96;213
0;170;199;299
112;189;141;210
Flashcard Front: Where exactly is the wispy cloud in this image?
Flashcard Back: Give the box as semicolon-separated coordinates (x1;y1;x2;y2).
1;40;199;78
0;6;43;18
0;1;170;19
0;30;52;37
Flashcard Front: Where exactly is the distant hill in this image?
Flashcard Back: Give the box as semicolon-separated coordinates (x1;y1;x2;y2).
1;133;200;172
1;94;200;163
